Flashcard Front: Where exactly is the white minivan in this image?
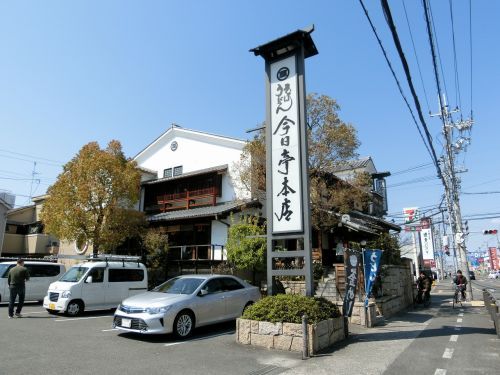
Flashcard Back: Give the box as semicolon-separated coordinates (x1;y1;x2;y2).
0;261;66;303
43;259;148;316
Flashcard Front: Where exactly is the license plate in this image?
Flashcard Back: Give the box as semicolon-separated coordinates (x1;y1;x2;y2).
121;318;132;328
49;303;55;310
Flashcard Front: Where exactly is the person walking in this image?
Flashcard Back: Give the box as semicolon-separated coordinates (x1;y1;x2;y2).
8;259;30;318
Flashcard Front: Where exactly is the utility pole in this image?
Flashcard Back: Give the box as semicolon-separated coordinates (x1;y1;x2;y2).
432;96;473;300
424;0;474;299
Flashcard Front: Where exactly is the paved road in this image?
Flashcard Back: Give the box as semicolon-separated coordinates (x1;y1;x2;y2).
282;279;499;375
0;278;498;375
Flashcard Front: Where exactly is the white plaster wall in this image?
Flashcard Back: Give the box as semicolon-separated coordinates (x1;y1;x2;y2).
211;220;228;246
136;130;249;202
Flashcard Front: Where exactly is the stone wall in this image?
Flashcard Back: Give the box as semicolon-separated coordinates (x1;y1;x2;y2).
376;264;414;318
236;317;345;354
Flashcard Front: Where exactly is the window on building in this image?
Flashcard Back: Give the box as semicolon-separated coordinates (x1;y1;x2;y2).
163;168;172;178
173;166;183;176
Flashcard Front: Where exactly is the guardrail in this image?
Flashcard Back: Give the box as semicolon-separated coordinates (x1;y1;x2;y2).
483;288;500;338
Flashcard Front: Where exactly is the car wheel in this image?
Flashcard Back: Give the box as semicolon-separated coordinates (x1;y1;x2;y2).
173;310;194;338
66;300;83;316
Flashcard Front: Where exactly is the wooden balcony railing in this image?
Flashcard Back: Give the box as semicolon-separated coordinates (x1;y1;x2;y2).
155;187;218;212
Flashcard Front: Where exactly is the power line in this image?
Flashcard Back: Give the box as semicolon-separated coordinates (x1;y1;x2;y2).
428;1;449;105
469;0;473;120
0;148;64;165
401;0;430;113
379;0;443;178
391;162;433;176
358;0;437;171
448;0;463;119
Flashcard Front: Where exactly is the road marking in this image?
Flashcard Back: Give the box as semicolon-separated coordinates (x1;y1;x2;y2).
101;328;118;332
458;313;464;317
164;332;232;347
443;348;454;359
454;326;461;330
54;315;113;322
450;335;459;342
459;308;464;312
434;369;447;375
457;318;463;323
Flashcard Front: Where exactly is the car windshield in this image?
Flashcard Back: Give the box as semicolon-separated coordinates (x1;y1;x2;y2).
0;264;12;278
153;277;204;294
59;266;89;282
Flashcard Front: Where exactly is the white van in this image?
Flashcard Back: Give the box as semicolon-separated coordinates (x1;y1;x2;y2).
0;261;66;303
43;258;148;316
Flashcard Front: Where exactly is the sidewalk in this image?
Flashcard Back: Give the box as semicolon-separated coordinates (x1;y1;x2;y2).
280;281;499;375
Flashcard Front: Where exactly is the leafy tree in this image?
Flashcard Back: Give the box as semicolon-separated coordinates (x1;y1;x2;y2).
367;232;402;265
233;93;371;231
41;140;146;256
142;228;169;286
226;215;266;284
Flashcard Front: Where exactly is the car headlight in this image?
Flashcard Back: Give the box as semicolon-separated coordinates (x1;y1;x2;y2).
145;306;171;315
61;291;71;298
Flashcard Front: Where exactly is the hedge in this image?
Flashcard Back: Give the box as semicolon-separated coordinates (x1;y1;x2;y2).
242;294;340;324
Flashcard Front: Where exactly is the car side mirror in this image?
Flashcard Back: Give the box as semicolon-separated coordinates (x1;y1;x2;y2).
85;276;93;283
199;289;208;296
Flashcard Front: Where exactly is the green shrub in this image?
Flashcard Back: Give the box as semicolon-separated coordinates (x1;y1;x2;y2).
242;294;340;324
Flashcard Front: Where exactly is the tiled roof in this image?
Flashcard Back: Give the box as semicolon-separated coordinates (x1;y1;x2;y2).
147;199;261;222
142;164;228;186
332;157;372;173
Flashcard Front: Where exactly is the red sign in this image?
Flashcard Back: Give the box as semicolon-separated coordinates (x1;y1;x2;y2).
488;247;499;270
423;259;436;268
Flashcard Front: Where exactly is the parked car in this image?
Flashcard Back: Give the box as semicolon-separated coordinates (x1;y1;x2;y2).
469;271;476;280
0;261;65;303
488;270;499;279
44;258;147;316
113;274;261;337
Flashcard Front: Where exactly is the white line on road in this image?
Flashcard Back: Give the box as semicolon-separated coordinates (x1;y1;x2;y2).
450;335;459;342
457;318;463;323
458;313;464;317
101;328;118;332
54;315;113;322
434;369;447;375
459;308;464;312
443;348;454;359
164;332;232;347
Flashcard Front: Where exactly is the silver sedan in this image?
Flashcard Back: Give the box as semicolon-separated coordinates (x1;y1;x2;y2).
113;274;261;337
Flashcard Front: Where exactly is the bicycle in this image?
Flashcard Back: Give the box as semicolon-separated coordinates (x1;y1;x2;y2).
452;285;466;309
413;287;431;308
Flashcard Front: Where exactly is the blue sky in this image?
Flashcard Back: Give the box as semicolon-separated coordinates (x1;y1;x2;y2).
1;1;499;255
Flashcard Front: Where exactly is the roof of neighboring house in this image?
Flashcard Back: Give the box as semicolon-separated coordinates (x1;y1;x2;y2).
332;157;374;173
138;166;157;175
350;210;401;232
147;199;261;222
134;125;246;161
142;164;228;186
7;204;34;215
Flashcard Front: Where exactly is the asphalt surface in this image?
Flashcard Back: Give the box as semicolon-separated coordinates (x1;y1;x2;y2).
0;278;498;375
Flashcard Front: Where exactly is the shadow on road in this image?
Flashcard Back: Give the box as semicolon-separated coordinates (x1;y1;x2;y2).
117;320;236;344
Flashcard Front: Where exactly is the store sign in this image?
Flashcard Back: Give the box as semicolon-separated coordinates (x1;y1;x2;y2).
403;207;420;224
343;249;360;318
270;55;303;234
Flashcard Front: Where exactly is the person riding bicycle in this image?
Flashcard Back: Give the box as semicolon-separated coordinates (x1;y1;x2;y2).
453;270;468;300
416;271;432;304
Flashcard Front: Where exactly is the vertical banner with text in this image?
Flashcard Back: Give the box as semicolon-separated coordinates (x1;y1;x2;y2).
269;55;303;234
363;249;383;307
343;249;360;318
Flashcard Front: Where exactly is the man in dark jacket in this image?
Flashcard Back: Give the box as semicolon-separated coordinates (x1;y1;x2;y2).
8;259;30;318
416;270;432;304
453;270;468;300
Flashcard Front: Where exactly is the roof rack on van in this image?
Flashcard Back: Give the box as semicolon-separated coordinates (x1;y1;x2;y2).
87;254;142;268
0;257;58;263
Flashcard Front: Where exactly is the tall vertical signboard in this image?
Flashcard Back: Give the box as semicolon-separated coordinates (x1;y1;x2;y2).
251;26;318;295
270;56;303;233
420;217;435;261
